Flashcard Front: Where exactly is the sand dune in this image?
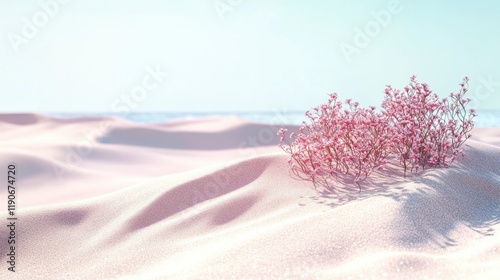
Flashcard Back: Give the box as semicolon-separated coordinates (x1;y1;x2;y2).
1;114;499;279
97;116;298;150
471;127;500;147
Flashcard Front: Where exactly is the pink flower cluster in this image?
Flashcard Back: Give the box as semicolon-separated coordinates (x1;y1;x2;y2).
278;76;476;188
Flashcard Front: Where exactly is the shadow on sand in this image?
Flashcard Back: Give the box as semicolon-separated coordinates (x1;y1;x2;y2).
304;155;500;249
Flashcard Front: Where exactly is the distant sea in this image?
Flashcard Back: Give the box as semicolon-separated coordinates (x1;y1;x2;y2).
49;110;500;127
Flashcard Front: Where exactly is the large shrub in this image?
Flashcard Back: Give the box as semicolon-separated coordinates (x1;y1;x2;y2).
278;76;476;188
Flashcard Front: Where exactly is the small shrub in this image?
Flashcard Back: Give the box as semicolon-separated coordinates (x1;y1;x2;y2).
381;76;476;176
279;76;476;189
278;93;391;187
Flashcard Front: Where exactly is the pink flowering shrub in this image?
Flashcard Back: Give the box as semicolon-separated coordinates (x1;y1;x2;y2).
279;76;476;188
278;94;391;187
382;76;476;176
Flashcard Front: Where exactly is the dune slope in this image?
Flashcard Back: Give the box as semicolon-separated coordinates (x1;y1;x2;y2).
0;114;499;279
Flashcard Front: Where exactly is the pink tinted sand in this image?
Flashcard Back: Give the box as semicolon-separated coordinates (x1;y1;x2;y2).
0;114;499;279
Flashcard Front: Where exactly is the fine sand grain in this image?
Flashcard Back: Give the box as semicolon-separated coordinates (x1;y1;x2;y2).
0;114;499;279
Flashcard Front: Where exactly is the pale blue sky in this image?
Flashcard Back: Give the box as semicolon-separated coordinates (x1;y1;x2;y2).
1;0;499;113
